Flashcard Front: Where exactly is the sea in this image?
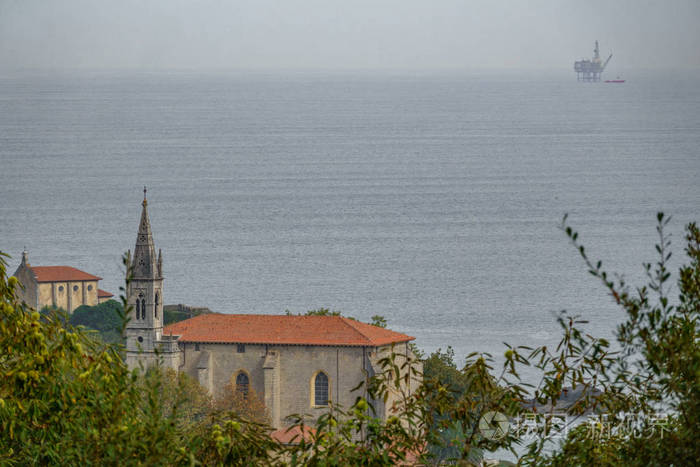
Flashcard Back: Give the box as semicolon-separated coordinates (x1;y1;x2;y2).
1;69;699;375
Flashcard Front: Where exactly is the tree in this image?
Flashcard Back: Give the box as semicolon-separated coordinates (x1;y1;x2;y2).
150;367;213;427
302;307;342;316
371;315;388;328
0;253;180;464
214;381;269;425
535;215;700;465
423;347;463;393
70;299;124;344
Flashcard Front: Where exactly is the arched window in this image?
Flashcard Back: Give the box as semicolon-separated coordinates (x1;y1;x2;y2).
141;299;146;320
136;298;141;320
314;372;329;407
154;292;159;319
235;372;249;397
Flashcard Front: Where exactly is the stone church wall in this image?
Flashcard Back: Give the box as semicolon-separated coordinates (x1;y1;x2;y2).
179;343;381;428
13;264;37;309
12;262;99;313
275;345;368;425
36;280;98;312
38;283;56;309
180;342;268;399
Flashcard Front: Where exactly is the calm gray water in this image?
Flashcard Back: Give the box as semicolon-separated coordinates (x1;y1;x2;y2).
1;70;699;366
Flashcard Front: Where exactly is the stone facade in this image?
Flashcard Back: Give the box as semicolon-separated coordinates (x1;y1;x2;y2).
12;250;105;313
174;340;420;428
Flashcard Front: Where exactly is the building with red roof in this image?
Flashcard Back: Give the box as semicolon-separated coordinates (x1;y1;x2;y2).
161;312;418;430
97;289;114;303
125;189;421;430
163;313;415;347
12;251;113;312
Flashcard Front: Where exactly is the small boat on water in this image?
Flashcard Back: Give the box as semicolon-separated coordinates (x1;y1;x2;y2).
605;76;625;83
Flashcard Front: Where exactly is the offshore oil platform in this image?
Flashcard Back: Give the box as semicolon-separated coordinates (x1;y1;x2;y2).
574;41;612;81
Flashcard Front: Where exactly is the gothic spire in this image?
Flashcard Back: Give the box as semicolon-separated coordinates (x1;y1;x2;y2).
131;187;158;279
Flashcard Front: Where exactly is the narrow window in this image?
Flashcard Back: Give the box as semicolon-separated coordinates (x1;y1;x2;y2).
314;372;329;406
137;293;145;320
154;292;159;319
195;343;200;351
235;372;249;397
236;344;245;353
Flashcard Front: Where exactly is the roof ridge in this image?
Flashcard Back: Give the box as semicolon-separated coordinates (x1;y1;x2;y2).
30;265;93;270
31;265;79;269
337;316;375;345
28;265;102;282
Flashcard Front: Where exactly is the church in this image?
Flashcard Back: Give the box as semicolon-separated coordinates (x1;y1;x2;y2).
125;189;420;429
13;252;113;313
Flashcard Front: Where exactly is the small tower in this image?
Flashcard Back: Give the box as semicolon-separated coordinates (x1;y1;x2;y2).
125;188;180;370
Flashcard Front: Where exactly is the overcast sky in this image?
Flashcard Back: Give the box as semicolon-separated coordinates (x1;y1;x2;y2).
1;0;699;71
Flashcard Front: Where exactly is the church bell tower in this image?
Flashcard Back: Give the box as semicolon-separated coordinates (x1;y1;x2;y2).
125;188;178;370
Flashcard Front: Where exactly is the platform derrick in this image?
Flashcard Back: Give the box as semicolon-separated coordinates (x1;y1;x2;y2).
574;40;613;82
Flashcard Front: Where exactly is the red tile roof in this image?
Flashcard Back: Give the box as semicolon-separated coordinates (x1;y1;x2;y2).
29;266;102;283
97;289;114;298
270;425;316;445
163;314;414;347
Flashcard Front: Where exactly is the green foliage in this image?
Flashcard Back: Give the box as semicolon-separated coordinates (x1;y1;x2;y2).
1;259;166;463
39;304;65;315
0;213;697;465
38;304;69;326
149;367;213;426
71;300;124;344
536;215;700;465
422;348;474;461
303;307;342;316
423;346;464;394
370;315;387;328
163;305;210;326
39;301;125;345
420;215;699;465
298;309;391;329
163;309;190;325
